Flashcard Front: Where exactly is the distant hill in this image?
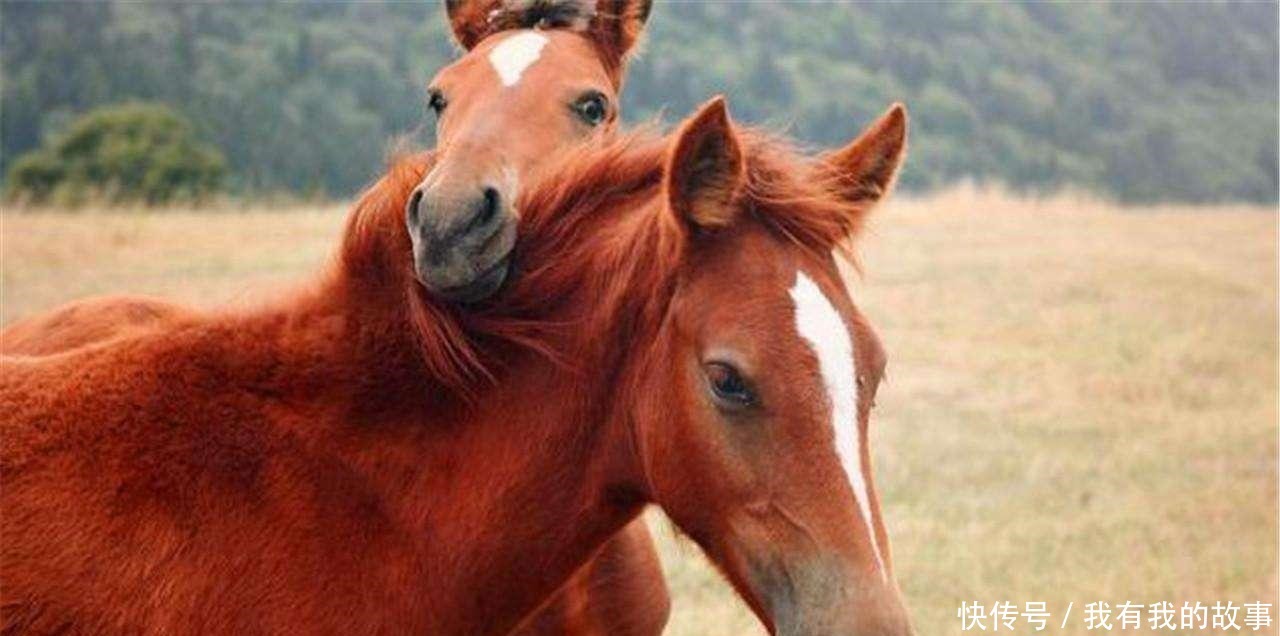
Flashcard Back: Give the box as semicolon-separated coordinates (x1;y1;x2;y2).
2;1;1276;203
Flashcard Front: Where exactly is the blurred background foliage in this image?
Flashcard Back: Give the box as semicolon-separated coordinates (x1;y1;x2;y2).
7;103;225;205
2;1;1276;203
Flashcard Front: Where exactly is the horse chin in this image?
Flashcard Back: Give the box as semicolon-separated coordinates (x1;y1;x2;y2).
426;253;512;304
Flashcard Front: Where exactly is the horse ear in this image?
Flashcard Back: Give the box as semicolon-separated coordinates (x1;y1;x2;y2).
665;96;745;231
445;0;502;50
821;103;908;209
588;0;653;76
446;0;650;58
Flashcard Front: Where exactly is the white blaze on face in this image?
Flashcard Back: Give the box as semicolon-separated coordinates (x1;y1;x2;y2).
789;271;886;579
488;31;550;87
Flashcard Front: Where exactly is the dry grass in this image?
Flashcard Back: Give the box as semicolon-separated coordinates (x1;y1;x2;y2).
3;187;1276;634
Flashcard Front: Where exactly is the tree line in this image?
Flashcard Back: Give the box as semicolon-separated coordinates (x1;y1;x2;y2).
3;1;1276;204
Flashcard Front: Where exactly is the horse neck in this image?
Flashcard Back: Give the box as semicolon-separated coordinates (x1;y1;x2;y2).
257;201;659;632
231;154;678;631
388;196;679;632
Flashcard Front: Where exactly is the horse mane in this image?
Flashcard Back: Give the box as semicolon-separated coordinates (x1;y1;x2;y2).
333;124;873;400
504;124;873;313
336;151;495;396
486;0;596;33
743;132;873;266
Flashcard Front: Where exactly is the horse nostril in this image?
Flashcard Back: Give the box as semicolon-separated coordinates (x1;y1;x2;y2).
477;187;500;228
432;186;506;243
406;188;424;226
458;187;502;238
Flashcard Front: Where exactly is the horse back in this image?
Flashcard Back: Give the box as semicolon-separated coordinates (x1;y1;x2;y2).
0;322;430;635
1;295;190;357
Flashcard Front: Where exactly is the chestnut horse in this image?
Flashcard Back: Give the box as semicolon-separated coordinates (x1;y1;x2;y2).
1;97;912;634
0;1;667;634
414;0;653;302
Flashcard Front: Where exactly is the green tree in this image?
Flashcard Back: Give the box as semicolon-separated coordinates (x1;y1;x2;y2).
6;102;226;205
1;1;1275;203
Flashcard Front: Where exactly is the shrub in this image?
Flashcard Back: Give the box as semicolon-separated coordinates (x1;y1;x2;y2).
6;103;226;206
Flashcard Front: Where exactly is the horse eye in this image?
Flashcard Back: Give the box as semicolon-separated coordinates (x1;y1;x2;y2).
704;361;755;410
427;89;448;116
572;92;609;126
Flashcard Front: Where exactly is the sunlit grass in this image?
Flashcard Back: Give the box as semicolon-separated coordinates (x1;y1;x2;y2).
3;187;1276;634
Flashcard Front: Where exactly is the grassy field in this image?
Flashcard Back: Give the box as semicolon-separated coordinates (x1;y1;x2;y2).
3;189;1277;634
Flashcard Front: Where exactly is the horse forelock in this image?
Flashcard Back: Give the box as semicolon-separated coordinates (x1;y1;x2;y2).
738;129;873;270
488;0;596;33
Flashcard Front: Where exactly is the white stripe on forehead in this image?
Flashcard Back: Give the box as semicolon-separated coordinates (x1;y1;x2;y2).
789;271;886;579
488;31;549;87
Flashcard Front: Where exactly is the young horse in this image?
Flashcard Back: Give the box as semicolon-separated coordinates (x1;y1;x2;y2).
412;0;653;302
1;98;912;634
0;1;668;633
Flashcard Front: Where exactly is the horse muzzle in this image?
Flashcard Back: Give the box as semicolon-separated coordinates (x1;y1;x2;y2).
749;554;914;636
406;182;518;303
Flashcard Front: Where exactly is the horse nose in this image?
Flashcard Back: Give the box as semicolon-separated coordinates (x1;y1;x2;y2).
406;185;503;251
427;185;503;247
406;183;517;303
464;186;501;238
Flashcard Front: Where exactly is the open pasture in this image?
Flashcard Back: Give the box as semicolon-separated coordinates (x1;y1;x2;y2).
3;188;1275;634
